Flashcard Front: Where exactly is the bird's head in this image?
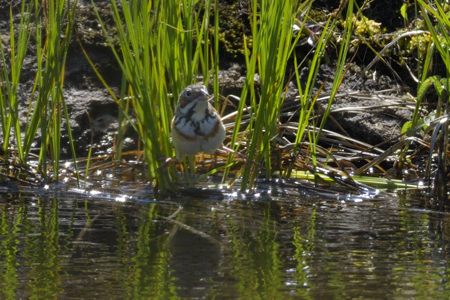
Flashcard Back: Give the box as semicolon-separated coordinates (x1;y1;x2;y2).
177;84;210;113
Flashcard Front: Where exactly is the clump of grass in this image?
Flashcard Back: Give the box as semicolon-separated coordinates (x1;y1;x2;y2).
93;0;216;191
223;0;307;191
0;2;32;159
31;0;79;179
222;0;355;191
0;1;78;180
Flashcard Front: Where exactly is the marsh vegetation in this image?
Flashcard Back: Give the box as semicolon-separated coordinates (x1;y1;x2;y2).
0;0;447;198
0;0;449;298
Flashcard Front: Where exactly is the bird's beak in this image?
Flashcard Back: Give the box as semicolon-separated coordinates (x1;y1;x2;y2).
200;86;209;96
199;87;212;103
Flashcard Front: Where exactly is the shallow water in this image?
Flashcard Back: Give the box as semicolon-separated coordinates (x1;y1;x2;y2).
0;178;449;299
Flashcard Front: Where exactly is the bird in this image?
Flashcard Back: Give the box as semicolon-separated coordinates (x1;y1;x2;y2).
171;84;226;160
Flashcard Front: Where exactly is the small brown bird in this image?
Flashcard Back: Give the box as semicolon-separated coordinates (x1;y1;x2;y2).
171;84;226;159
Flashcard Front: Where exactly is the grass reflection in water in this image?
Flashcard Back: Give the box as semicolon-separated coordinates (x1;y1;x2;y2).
1;190;450;299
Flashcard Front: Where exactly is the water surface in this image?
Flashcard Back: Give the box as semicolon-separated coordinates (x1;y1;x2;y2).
0;179;449;299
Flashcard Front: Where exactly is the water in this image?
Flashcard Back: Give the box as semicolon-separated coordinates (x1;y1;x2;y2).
0;178;449;299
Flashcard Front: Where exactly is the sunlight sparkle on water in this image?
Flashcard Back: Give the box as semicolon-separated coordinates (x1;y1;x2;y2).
70;188;85;194
285;281;297;287
351;197;363;202
115;195;128;202
89;190;101;196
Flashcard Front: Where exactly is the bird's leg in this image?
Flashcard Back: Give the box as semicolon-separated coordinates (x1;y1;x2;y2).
157;155;193;182
159;156;198;186
182;155;197;186
186;155;196;173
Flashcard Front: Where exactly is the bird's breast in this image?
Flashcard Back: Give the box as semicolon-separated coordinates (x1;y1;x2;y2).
174;105;219;137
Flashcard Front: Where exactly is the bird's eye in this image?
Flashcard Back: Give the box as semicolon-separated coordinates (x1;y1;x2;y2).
186;91;192;97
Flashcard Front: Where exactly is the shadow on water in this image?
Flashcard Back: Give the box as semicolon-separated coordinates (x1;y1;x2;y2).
1;177;450;299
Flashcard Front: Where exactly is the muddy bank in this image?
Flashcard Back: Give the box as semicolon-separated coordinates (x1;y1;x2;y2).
0;0;417;157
